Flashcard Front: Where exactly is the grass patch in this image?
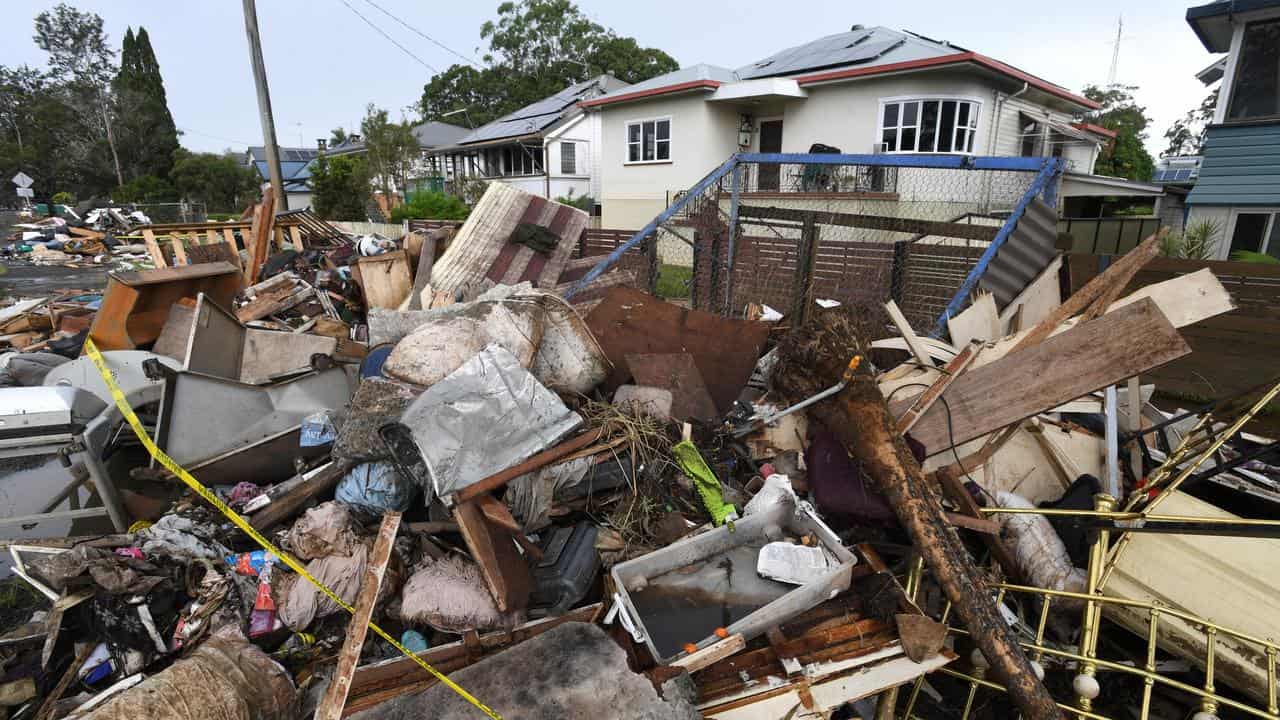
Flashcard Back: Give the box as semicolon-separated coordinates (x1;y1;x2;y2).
656;264;692;299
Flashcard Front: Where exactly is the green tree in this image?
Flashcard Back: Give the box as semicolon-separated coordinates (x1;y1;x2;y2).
309;154;370;221
34;4;123;189
330;127;349;146
419;0;678;126
114;174;177;203
113;26;180;181
1083;84;1155;181
170;149;260;212
361;105;419;202
1163;87;1218;157
0;64;88;200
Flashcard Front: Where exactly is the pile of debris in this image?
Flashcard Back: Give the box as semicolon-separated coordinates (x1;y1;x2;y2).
0;187;1277;720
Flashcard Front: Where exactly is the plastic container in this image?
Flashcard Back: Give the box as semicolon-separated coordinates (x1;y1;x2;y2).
530;522;600;617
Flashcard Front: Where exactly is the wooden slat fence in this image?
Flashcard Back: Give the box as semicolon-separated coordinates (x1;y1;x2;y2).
1067;254;1280;399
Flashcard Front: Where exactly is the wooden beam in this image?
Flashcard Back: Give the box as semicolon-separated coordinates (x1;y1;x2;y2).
170;235;189;265
453;428;604;504
671;634;746;673
247;188;276;284
142;229;166;267
739;204;998;241
454;496;531;613
290;225;305;250
315;511;402;720
896;342;978;435
893;298;1191;455
250;462;346;532
884;299;934;368
1012;231;1161;353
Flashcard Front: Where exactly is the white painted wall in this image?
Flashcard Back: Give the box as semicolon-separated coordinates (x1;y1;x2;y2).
1185;205;1234;259
597;93;742;228
780;70;995;155
596;72;1099;229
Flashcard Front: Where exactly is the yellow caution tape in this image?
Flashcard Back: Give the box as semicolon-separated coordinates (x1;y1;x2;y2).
83;338;501;719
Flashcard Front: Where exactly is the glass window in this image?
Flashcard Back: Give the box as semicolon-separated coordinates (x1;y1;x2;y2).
1229;212;1271;254
626;119;672;163
1227;19;1280;121
880;98;980;153
560;141;577;174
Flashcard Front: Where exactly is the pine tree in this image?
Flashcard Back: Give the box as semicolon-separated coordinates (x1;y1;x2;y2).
113;25;179;181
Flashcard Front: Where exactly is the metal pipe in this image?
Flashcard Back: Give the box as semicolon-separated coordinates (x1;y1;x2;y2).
1104;385;1121;497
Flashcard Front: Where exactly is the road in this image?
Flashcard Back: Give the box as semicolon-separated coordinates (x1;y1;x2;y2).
0;262;109;297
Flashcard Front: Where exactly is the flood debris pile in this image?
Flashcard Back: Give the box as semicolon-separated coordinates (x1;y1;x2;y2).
0;211;1277;720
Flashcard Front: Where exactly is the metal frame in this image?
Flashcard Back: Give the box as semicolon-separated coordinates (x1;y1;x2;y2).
566;152;1062;302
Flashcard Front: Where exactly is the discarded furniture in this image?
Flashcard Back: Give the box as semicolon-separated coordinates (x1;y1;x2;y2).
151;364;354;485
87;262;241;351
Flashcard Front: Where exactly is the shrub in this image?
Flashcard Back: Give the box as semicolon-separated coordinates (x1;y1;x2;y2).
554;190;593;213
389;191;470;223
1230;250;1280;264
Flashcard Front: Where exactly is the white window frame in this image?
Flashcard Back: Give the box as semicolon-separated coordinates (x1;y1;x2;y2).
560;140;578;175
1226;207;1280;258
876;96;983;155
624;116;673;165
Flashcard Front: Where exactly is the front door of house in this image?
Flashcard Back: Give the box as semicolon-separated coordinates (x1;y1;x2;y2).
759;120;783;191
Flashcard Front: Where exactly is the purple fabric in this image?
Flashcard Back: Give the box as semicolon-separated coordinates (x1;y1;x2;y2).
804;424;898;528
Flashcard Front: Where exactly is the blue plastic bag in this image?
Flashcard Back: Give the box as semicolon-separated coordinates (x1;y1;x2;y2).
336;462;414;515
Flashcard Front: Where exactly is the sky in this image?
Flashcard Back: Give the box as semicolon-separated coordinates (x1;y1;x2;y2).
2;0;1217;160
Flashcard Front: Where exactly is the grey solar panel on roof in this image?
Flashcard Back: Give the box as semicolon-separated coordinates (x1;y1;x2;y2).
456;77;608;145
737;33;906;79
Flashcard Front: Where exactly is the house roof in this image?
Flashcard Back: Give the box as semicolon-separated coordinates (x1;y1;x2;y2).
412;120;469;148
1071;122;1117;139
579;64;737;108
246;146;318;164
1187;0;1280;52
582;27;1098;111
450;74;629;147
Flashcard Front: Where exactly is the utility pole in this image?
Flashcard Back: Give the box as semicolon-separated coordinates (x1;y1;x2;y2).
242;0;288;210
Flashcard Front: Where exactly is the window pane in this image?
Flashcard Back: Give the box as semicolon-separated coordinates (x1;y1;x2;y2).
656;139;670;160
938;101;956;152
1268;214;1280;259
902;102;918;126
919;101;939;151
656;119;670;140
956;102;970;128
881;128;897;152
1230;213;1269;253
561;142;576;174
966;130;976;153
883;103;899;128
628;143;639;162
900;127;917;151
1227;19;1280;120
628;124;640;143
955;127;968;154
643;121;656;160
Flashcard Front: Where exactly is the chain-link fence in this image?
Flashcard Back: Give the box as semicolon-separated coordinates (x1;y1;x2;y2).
569;153;1063;337
132;201;207;224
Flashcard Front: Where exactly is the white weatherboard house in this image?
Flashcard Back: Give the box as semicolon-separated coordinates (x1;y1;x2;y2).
581;27;1120;231
426;75;630;208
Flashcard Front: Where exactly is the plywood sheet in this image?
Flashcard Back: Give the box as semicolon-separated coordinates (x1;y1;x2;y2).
586;287;771;414
895;298;1190;455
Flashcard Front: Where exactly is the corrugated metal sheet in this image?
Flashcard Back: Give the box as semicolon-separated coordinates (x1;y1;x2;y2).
978;197;1058;308
1186;123;1280;206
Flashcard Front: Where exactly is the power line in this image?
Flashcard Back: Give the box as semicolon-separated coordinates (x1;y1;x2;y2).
334;0;439;73
178;126;255;147
361;0;479;67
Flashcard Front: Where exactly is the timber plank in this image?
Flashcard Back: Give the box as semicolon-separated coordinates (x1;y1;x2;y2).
739;205;998;241
315;512;401;720
896;298;1190;455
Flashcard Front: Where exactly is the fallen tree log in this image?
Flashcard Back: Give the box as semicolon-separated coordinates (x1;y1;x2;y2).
772;306;1062;720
